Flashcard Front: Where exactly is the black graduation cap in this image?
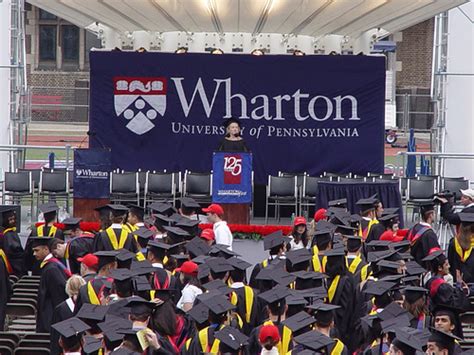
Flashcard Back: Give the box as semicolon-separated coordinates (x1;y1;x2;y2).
186;302;209;324
428;327;461;348
403;286;428;304
29;236;53;248
282;311;316;334
127;204;144;216
148;202;175;215
209;244;241;258
109;204;129;217
77;303;109;323
227;257;251;271
153;214;174;227
401;275;420;285
376;259;401;272
380;274;404;283
98;316;132;343
105;299;131;320
378;213;399;226
328;198;347;208
163;226;191;241
296;287;327;302
179;197;201;209
365;240;391;251
294;330;335;352
130;260;158;275
263;230;291;250
126;296;156;315
356;197;378;213
62;217;82;230
214;326;248;351
186;236;211;257
201;279;232;295
153;289;176;303
206;257;234;274
132;275;152;292
393;328;424;352
392;240;411;252
293;270;325;281
116;249;136;264
419;201;435;215
258;285;290;305
458;212;474;225
286;292;309;307
51;317;90;338
363;281;396;296
255;267;295;286
199;292;236;315
307;303;340;325
197;263;210;280
175;218;200;230
367;249;397;263
192;254;211;265
82;335;104;354
286;248;312;266
378;302;412;321
39;202;59;214
380;314;411;333
405;261;426;276
110;268;134;282
324;248;345;257
171;254;189;266
133;227;154;241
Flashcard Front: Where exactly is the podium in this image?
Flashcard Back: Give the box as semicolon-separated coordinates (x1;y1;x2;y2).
212;152;252;225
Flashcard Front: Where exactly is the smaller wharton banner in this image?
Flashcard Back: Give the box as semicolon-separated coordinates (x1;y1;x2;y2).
74;149;112;199
212;152;252;204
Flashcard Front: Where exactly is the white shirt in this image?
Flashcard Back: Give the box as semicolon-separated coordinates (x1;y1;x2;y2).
213;221;233;250
261;347;279;355
177;284;202;311
152;262;163;269
230;282;245;289
288;235;304;250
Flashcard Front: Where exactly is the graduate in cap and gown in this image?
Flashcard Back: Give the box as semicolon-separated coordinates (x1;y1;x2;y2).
62;217;95;274
26;203;64;275
94;205;138;252
0;254;11;331
126;204;146;232
447;212;474;283
426;328;462;355
407;202;441;266
51;317;90;355
32;237;69;332
0;207;24;277
356;196;379;240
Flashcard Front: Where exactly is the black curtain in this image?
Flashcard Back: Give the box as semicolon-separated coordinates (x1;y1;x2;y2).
316;181;404;227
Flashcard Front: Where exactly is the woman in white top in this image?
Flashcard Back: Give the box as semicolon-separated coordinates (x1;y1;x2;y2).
175;261;202;312
288;216;310;251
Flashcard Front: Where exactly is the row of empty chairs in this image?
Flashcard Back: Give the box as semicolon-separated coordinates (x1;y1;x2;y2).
264;172;471;223
2;169;71;216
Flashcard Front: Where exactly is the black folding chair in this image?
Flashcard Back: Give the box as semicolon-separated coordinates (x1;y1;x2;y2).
265;175;297;223
110;171;139;205
183;171;212;204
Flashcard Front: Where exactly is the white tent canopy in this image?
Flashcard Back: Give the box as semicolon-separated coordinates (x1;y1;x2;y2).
28;0;465;38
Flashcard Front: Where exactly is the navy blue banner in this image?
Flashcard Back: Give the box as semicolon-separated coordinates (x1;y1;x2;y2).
73;149;111;198
89;52;385;184
212;152;252;204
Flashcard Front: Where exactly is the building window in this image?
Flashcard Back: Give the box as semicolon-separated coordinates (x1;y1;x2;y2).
39;9;57;20
84;31;102;68
61;25;79;62
39;25;57;62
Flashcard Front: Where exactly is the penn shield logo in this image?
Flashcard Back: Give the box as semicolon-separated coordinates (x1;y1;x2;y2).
113;77;167;135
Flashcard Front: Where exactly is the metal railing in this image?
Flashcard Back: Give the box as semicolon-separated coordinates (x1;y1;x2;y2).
397;151;474;179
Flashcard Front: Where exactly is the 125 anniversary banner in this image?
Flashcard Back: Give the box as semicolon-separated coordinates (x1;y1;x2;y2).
89;52;385;183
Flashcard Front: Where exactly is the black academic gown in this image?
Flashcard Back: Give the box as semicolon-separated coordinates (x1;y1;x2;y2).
0;257;11;331
447;238;474;284
365;223;385;243
0;229;24;277
183;324;227;355
153;269;180;304
327;274;358;351
74;275;109;312
66;234;95;274
50;298;75;355
94;226;138;252
36;258;68;332
408;223;440;266
230;285;261;335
